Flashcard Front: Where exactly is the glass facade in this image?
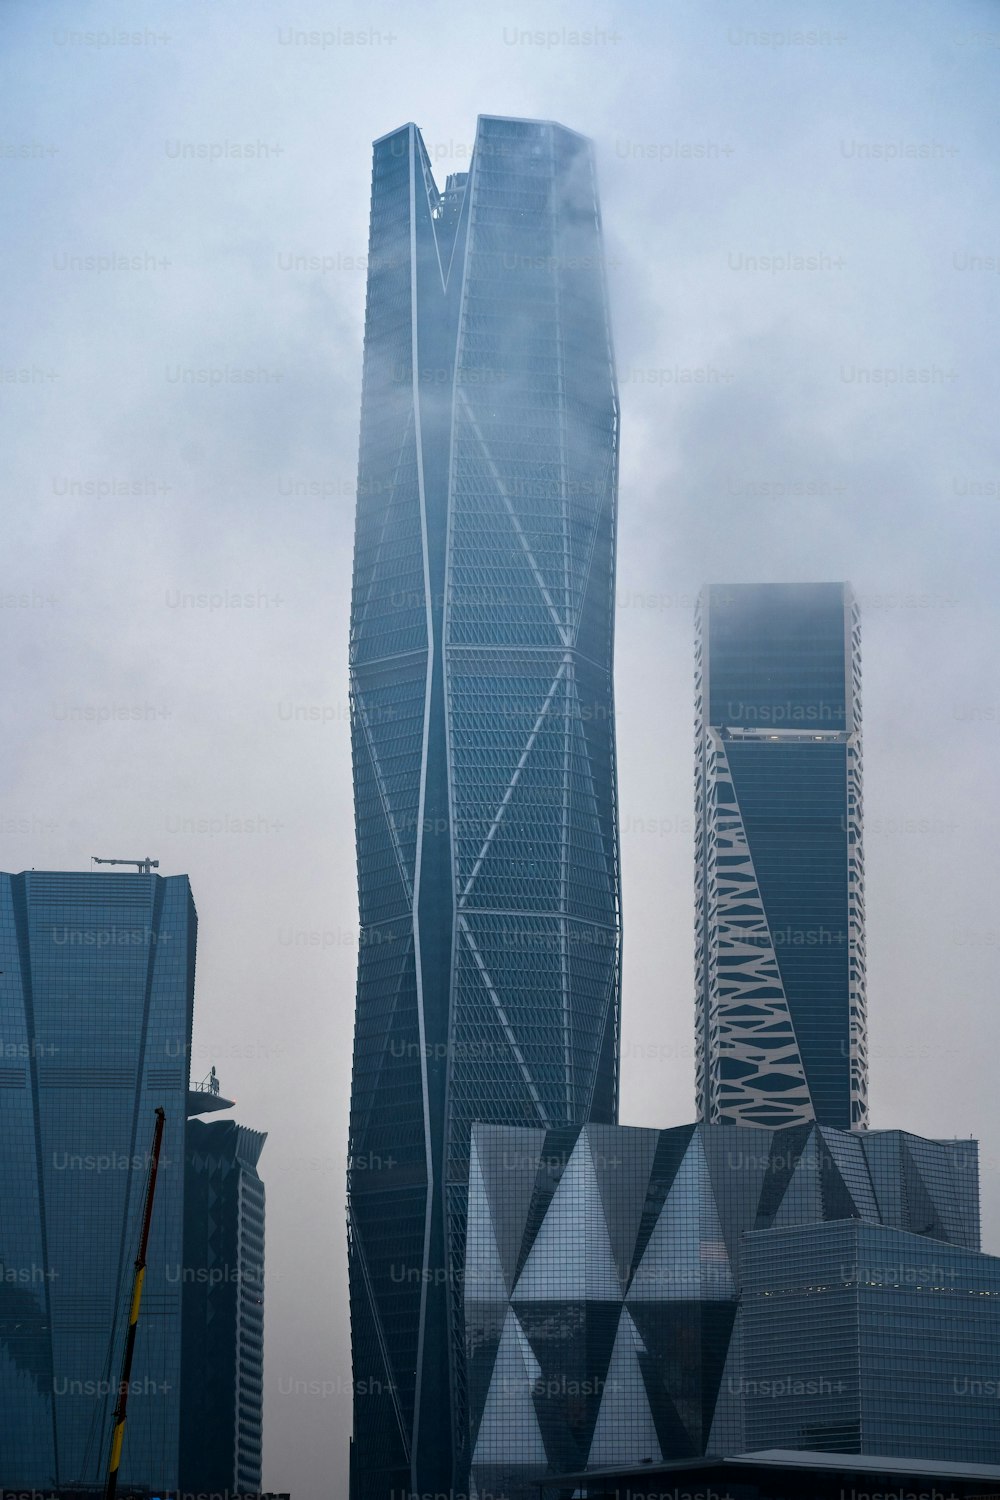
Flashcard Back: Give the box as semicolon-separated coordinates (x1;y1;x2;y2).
694;582;867;1129
181;1118;267;1493
347;115;621;1499
0;869;195;1489
465;1121;988;1499
741;1220;1000;1463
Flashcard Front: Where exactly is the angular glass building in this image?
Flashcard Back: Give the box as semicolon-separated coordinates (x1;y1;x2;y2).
694;582;867;1129
347;115;621;1498
741;1219;1000;1461
465;1121;990;1498
180;1116;267;1494
0;869;195;1489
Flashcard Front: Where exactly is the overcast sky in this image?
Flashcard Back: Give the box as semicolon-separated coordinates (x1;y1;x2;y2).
3;1;999;1494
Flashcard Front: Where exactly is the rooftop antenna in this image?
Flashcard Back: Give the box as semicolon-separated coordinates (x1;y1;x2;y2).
92;856;160;875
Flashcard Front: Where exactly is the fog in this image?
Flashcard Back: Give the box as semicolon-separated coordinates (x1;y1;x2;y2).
3;1;999;1494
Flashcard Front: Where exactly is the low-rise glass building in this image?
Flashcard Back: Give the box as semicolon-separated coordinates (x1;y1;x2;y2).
465;1121;992;1499
741;1220;1000;1461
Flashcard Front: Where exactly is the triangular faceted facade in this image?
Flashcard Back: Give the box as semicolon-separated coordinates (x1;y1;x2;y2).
467;1121;982;1499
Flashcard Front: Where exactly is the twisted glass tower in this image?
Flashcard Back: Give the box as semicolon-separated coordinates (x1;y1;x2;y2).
694;583;867;1130
346;115;621;1498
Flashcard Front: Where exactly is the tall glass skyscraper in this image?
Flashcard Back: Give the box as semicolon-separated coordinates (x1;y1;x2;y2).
347;115;622;1498
181;1117;267;1493
0;869;195;1489
694;583;867;1129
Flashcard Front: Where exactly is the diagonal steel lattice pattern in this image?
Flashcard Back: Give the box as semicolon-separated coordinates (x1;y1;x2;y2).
466;1121;986;1500
346;116;622;1500
694;583;868;1131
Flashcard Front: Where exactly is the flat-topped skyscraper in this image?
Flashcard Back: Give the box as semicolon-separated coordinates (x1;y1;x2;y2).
0;869;267;1492
346;115;622;1498
694;583;867;1130
0;868;196;1489
181;1117;267;1494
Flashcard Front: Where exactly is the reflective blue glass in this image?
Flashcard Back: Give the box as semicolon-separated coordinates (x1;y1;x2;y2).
695;582;867;1129
466;1121;995;1498
347;116;621;1500
741;1221;1000;1462
180;1119;267;1492
0;870;195;1489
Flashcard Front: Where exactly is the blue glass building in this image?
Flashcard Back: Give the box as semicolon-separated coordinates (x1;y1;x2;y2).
694;583;867;1129
460;580;1000;1497
181;1117;267;1493
465;1121;992;1499
347;115;622;1498
741;1219;1000;1461
0;869;195;1489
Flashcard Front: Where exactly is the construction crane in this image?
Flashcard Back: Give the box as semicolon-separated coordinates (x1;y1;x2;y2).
92;856;160;875
104;1107;166;1500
